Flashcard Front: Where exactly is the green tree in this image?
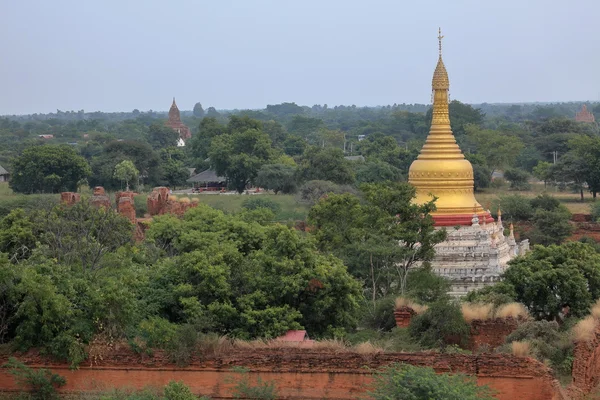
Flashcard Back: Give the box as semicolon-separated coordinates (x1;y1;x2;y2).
255;164;297;194
113;160;139;191
11;145;91;194
551;151;588;201
533;161;553;187
426;100;485;137
355;160;403;184
503;242;600;320
298;146;355;185
188;117;227;168
90;140;161;190
145;204;362;337
36;200;134;272
568;134;600;200
369;363;495;400
148;123;179;150
465;125;524;175
504;168;531;191
193;102;205;118
308;182;445;305
209;125;274;193
408;301;470;350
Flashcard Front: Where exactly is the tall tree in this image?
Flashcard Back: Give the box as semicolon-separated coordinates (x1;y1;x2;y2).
503;242;600;320
192;102;205;118
147;123;179;150
465;125;524;175
113;160;139;191
308;182;445;305
208;120;274;193
10;145;91;194
297;147;355;185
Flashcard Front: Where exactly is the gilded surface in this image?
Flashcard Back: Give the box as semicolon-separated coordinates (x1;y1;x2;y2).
408;30;485;216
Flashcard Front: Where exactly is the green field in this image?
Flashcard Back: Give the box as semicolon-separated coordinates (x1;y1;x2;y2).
0;181;592;222
475;183;594;214
188;193;310;222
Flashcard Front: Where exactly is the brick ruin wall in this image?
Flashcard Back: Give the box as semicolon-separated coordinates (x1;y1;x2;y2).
60;187;199;240
395;308;521;352
0;349;564;400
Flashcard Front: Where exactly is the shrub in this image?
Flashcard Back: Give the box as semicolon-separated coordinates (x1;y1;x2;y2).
3;357;66;400
494;194;534;221
504;320;573;376
163;381;197;400
167;324;199;366
137;317;178;348
490;177;508;189
591;202;600;223
362;296;397;331
227;367;278;400
241;197;281;214
368;363;496;400
504;168;531;191
296;180;357;206
409;301;470;350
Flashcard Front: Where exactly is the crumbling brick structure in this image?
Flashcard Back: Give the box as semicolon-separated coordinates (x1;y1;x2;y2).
469;317;521;352
60;192;80;205
0;349;565;400
147;187;170;216
394;306;416;328
90;186;110;209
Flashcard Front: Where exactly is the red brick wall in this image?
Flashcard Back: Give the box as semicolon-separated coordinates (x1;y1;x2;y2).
0;350;564;400
470;318;520;351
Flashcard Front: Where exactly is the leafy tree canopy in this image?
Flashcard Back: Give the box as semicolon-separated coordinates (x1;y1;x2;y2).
10;145;91;194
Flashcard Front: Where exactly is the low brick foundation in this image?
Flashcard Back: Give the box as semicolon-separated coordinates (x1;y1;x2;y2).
0;349;564;400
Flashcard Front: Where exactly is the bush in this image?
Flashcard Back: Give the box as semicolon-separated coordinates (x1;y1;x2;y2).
227;367;278;400
494;194;534;221
591;202;600;222
528;208;573;245
490;177;507;189
137;317;178;348
361;296;397;331
408;301;470;350
241;197;281;214
503;320;573;376
504;168;531;191
368;363;495;400
3;357;66;400
296;180;357;206
163;381;197;400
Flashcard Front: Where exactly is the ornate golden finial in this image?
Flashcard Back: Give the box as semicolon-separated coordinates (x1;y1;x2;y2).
438;28;444;57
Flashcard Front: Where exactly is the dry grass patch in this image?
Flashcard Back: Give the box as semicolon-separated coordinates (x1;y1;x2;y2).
591;299;600;319
179;197;191;203
496;303;529;320
394;297;428;314
190;197;200;203
169;195;178;201
461;303;493;322
353;341;383;354
511;341;531;357
311;339;348;352
573;316;598;342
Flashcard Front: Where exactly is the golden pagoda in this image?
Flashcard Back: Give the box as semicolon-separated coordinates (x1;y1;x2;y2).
408;29;492;226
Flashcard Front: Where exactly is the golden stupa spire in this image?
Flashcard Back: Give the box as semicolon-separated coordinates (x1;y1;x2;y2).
408;29;488;226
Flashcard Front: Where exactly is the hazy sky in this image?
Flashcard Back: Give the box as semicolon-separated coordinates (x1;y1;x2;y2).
1;0;599;115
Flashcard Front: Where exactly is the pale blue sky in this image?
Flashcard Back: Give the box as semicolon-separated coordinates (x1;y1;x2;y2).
1;0;599;115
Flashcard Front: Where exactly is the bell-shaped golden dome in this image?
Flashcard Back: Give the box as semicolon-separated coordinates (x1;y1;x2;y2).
408;29;491;226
